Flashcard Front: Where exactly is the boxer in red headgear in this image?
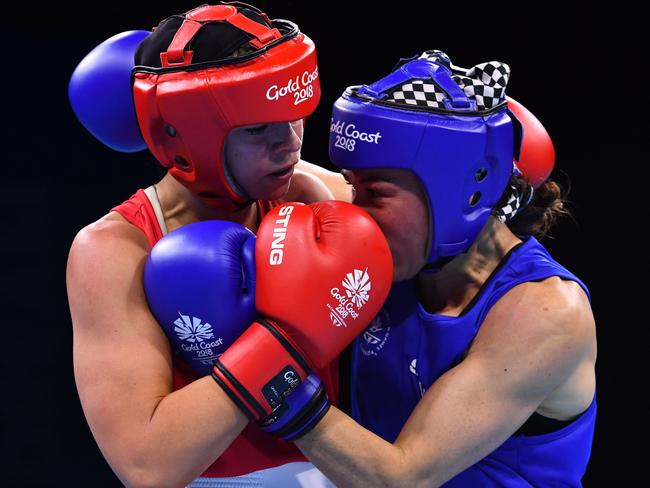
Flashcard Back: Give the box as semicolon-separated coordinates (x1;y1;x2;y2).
66;3;356;487
131;3;323;209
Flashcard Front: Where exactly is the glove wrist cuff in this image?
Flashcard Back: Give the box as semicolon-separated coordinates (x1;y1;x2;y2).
211;319;312;420
260;373;330;440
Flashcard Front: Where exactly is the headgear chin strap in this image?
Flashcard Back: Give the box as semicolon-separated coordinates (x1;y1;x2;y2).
132;2;321;209
329;50;515;268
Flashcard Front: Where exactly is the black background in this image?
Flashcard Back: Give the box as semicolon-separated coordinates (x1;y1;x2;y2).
1;1;644;486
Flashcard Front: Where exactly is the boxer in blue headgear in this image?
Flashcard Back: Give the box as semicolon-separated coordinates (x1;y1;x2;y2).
330;50;535;270
285;51;598;487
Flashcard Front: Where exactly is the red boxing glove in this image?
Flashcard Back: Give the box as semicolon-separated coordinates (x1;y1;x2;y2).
507;96;555;189
256;201;393;367
212;201;392;436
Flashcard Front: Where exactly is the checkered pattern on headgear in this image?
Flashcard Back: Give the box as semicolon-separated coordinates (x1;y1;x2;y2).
492;184;535;223
386;50;510;111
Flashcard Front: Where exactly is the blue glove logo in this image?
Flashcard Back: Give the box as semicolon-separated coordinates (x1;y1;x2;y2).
174;312;215;343
173;312;225;367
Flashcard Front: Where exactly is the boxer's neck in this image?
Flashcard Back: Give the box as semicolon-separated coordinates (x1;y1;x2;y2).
154;173;259;234
416;217;522;316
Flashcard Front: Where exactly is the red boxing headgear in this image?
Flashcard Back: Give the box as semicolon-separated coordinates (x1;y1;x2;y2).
132;3;320;208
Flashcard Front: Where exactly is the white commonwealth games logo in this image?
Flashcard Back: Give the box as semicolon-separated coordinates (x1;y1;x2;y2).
343;268;371;307
174;313;214;342
174;313;224;365
327;268;371;328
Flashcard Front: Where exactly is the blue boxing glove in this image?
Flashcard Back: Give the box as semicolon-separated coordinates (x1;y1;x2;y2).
144;221;256;376
68;30;149;152
144;218;330;441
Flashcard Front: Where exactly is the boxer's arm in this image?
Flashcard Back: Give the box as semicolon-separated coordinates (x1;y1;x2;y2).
296;278;596;487
67;218;247;488
295;160;353;202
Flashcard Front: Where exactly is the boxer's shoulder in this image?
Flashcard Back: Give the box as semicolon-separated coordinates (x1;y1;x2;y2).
67;213;154;339
283;166;335;203
487;276;594;341
79;211;148;247
294;160;353;202
68;212;150;283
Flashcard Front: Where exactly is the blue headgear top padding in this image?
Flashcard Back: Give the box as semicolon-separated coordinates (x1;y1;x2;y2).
329;51;515;268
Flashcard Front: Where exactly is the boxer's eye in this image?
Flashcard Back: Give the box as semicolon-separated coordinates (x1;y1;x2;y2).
245;125;268;134
365;183;393;199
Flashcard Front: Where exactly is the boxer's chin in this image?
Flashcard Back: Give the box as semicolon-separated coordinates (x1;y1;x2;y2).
390;255;409;283
392;266;414;283
250;177;293;202
264;165;295;199
394;253;428;282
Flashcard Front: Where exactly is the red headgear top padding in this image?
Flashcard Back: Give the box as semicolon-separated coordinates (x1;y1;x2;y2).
132;3;320;209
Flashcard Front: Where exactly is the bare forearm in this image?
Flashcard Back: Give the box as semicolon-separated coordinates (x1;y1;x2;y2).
295;407;408;488
100;377;248;488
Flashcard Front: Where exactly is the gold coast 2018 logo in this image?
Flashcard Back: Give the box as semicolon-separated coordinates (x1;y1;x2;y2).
266;67;319;105
330;119;382;152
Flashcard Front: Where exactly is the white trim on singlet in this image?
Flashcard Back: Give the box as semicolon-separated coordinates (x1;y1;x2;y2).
144;185;169;236
187;462;336;488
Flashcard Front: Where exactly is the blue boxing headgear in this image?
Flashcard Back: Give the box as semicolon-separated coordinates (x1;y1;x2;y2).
329;50;517;269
